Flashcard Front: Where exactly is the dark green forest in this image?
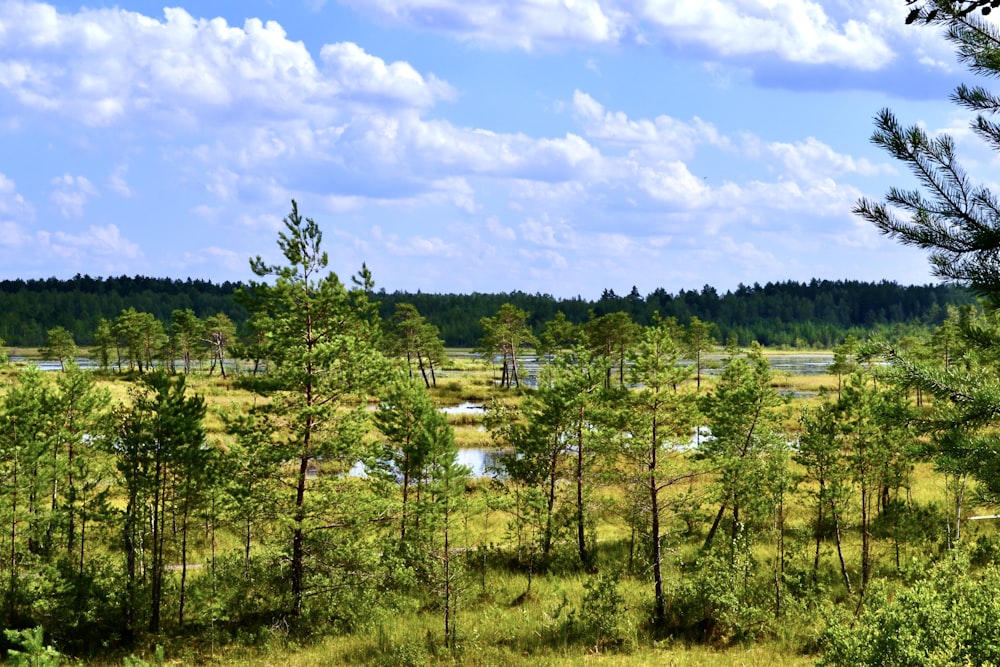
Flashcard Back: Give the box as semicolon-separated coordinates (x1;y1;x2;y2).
0;274;974;348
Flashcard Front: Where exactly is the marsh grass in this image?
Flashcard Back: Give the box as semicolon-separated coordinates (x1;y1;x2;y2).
2;347;990;666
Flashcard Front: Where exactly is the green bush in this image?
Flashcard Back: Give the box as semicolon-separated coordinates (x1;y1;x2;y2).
820;550;1000;666
4;627;63;667
575;573;635;653
664;548;770;645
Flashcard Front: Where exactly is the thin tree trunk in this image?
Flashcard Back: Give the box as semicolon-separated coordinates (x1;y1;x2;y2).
650;416;665;628
830;497;852;594
861;486;870;588
543;448;558;557
401;452;411;542
179;505;189;627
8;429;18;617
703;502;726;551
417;352;430;388
575;408;588;569
443;488;452;648
244;516;252;581
149;457;164;634
291;454;309;614
813;479;825;578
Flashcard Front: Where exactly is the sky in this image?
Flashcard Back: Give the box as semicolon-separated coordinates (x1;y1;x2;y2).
0;0;992;298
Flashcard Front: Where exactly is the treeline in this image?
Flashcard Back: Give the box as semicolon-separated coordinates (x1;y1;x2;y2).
375;279;975;347
0;275;245;347
0;274;975;348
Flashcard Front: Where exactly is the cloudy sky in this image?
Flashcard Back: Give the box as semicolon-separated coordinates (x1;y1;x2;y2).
0;0;989;298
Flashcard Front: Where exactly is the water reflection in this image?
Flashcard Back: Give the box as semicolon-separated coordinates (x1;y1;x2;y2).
350;447;502;479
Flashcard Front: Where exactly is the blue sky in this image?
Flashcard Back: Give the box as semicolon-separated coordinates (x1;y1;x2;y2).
0;0;989;298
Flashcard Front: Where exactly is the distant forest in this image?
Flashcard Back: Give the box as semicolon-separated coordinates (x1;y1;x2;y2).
0;274;976;348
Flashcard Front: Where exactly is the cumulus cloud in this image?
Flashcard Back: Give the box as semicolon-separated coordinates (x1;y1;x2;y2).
50;173;98;218
640;0;892;69
0;220;142;277
764;136;892;180
338;0;894;69
0;2;451;129
320;42;453;107
338;115;601;181
572;90;730;161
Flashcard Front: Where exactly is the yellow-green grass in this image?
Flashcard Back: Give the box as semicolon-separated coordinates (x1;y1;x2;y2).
3;352;993;666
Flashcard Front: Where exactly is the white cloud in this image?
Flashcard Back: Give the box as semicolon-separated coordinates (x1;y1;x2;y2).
107;165;132;198
45;224;140;260
50;173;98;218
572;90;730;161
383;232;459;257
338;0;894;68
631;159;711;207
765;136;891;180
715;177;862;217
486;216;517;241
518;247;569;270
0;173;32;218
0;220;31;247
519;216;568;247
180;246;245;272
338;0;629;51
320;42;453;107
640;0;893;69
0;2;451;129
596;232;635;256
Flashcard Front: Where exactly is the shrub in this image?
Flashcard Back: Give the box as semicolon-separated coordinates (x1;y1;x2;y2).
820;550;1000;666
575;573;635;653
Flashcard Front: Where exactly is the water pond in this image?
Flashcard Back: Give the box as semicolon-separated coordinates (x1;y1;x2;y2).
350;447;502;479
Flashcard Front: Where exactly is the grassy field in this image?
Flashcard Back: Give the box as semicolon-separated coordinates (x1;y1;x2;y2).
0;347;982;666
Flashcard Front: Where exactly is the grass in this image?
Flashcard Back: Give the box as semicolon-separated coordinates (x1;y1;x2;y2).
0;346;985;666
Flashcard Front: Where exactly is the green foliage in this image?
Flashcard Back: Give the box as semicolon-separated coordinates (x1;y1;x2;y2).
576;573;635;653
4;626;63;667
820;551;1000;666
383;303;446;388
122;645;164;667
699;344;788;552
239;200;391;619
478;303;537;389
665;545;770;646
40;327;76;372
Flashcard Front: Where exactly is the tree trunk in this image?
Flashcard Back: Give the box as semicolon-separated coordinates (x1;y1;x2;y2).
813;479;825;578
860;486;870;588
291;454;309;614
830;498;852;594
703;502;726;551
417;352;430;389
149;457;164;634
576;410;588;569
543;448;558;558
179;505;189;627
650;420;665;628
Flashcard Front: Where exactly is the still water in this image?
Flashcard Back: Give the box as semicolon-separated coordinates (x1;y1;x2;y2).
350;446;502;479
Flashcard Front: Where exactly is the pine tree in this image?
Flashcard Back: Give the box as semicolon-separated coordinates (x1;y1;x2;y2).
239;200;390;615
